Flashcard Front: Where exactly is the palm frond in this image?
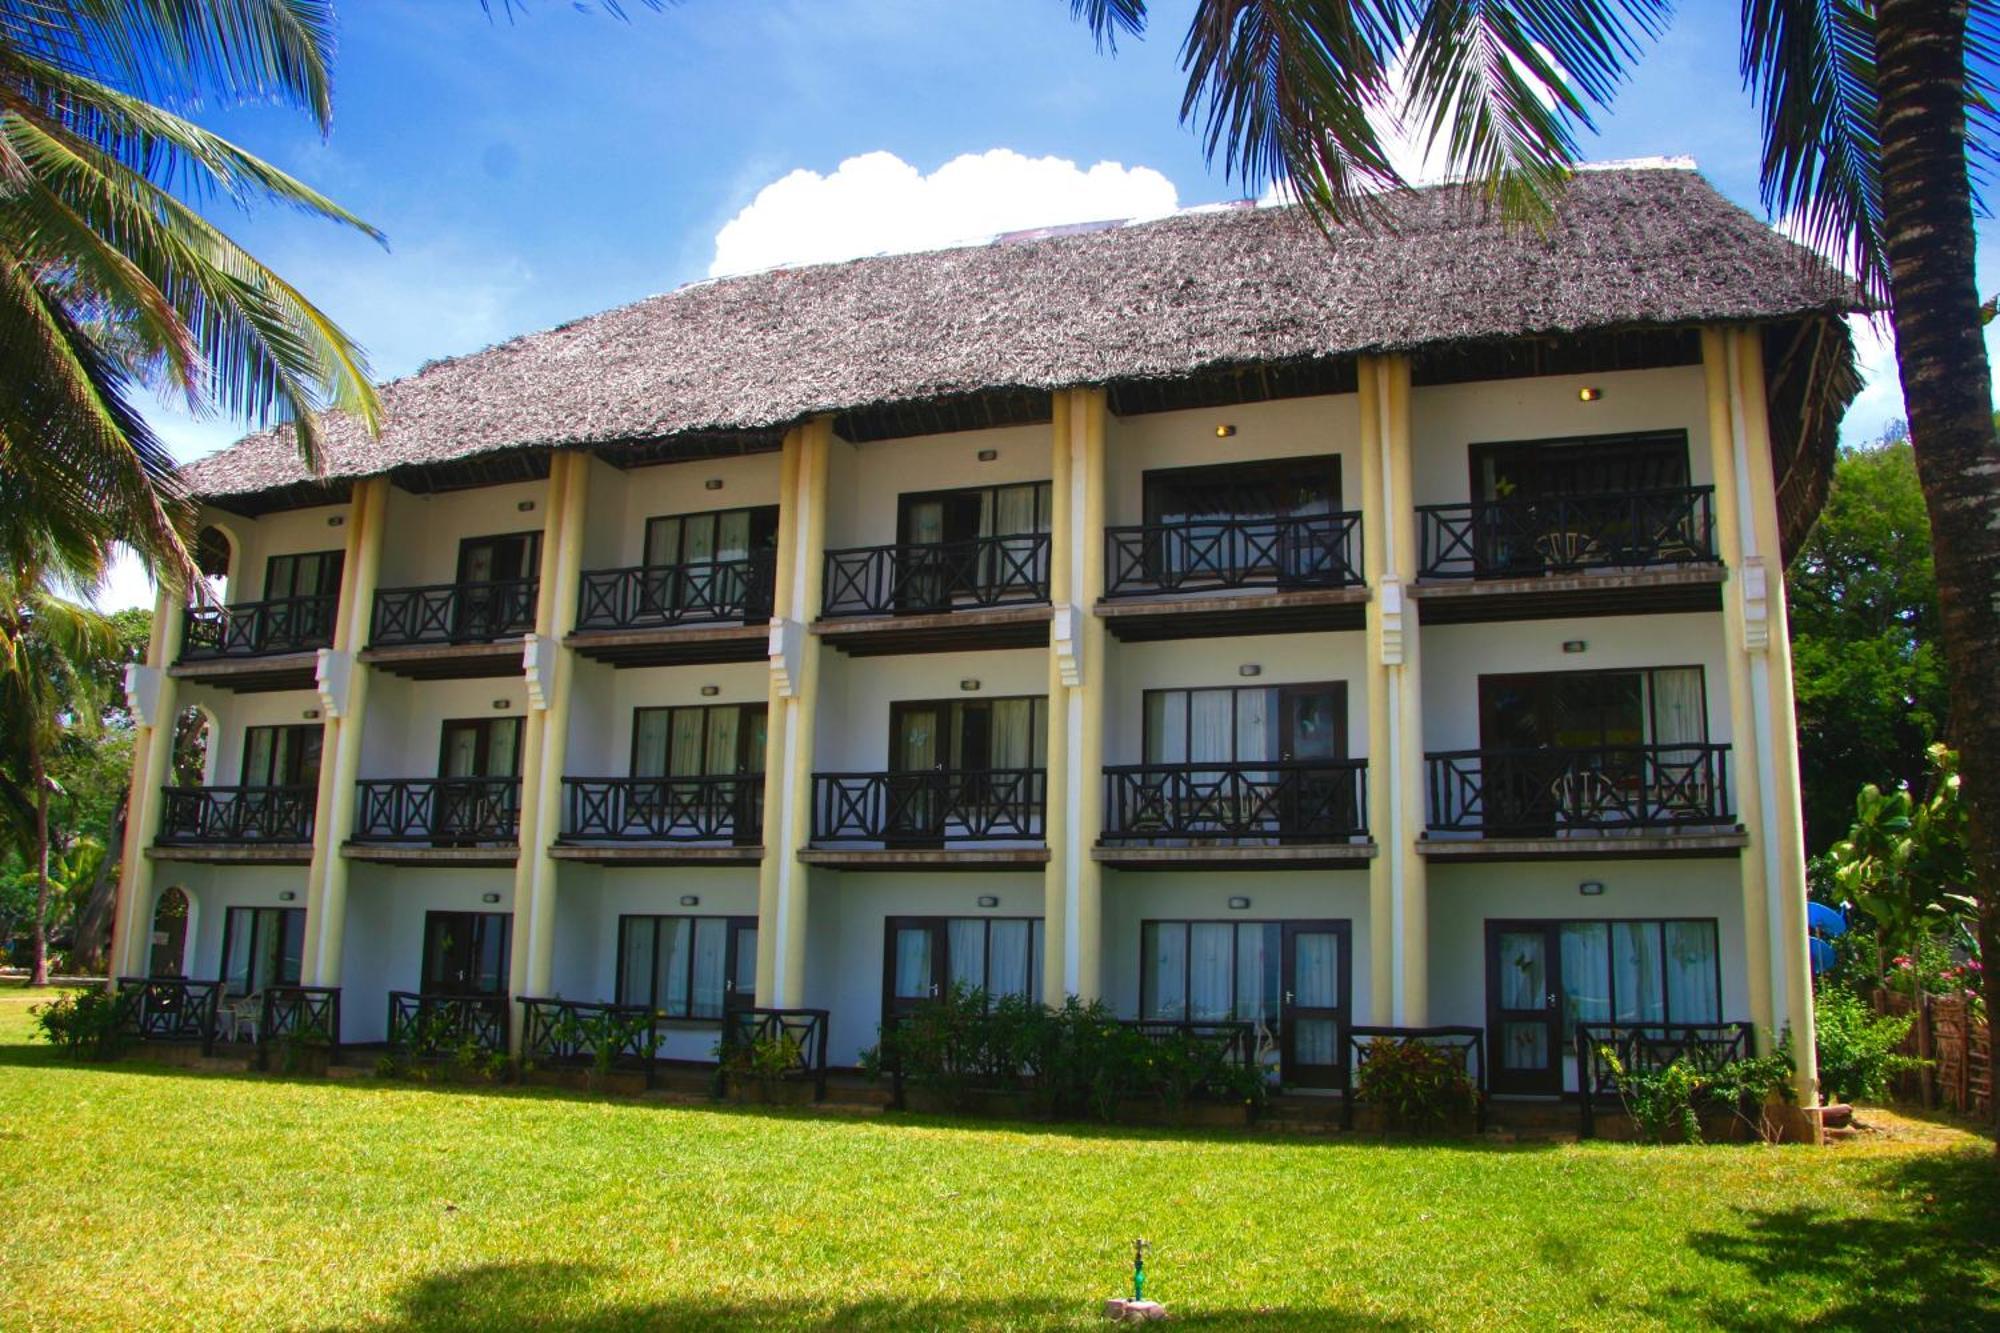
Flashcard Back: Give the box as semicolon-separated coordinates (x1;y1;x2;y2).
1740;0;1886;301
1070;0;1150;51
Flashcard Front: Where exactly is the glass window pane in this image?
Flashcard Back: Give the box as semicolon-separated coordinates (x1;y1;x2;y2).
1237;690;1274;763
988;920;1032;1000
1189;923;1233;1020
1560;923;1612;1040
657;919;693;1017
669;711;706;777
645;518;682;569
893;928;934;1001
1145;693;1185;764
620;920;655;1008
948;919;987;993
742;710;768;775
487;720;520;779
223;909;253;995
717;510;751;562
733;925;758;1000
690;919;727;1019
1293;932;1341;1008
1189;692;1233;764
633;710;671;777
1613;922;1666;1023
1234;925;1272;1025
705;708;741;776
1497;931;1546;1010
473;916;508;994
1142;922;1187;1020
1664;921;1720;1023
684;515;717;564
277;910;305;987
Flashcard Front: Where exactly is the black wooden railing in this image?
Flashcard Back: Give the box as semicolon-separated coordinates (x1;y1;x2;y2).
561;775;763;843
158;785;316;844
821;533;1051;617
574;556;775;631
1575;1021;1755;1137
1122;1019;1259;1069
1103;512;1363;597
1416;486;1718;580
519;997;658;1078
811;768;1046;843
258;985;341;1065
387;991;509;1057
114;976;221;1051
369;577;539;647
1425;744;1732;834
718;1007;832;1101
1342;1026;1487;1129
1102;760;1368;843
353;777;522;843
180;595;339;661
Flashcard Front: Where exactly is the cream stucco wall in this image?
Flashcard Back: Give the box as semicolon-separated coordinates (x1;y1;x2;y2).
1104;393;1363;527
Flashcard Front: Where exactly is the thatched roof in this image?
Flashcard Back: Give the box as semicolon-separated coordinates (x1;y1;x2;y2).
184;165;1857;509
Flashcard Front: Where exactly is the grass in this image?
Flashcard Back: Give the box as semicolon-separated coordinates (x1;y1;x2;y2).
1;984;1995;1332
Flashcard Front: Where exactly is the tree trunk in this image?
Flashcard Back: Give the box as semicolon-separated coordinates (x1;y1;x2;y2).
1872;0;2000;1143
68;789;126;976
29;743;50;987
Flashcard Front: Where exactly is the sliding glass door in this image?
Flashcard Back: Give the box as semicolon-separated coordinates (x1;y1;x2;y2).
882;916;1042;1021
886;696;1044;843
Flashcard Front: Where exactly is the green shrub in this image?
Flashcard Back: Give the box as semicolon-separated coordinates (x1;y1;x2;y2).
1814;984;1921;1103
1601;1045;1796;1144
31;987;127;1061
1353;1037;1477;1130
718;1029;803;1084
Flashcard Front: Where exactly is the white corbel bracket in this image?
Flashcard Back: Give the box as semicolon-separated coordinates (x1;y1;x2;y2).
314;649;353;719
1051;603;1083;687
124;663;163;728
768;618;804;698
522;633;556;711
1379;576;1406;666
1739;558;1772;653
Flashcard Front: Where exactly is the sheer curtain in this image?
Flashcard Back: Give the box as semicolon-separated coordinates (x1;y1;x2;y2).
1664;921;1720;1022
1647;669;1707;750
1142;923;1187;1020
949;919;987;993
704;709;740;776
1146;692;1187;764
657;918;693;1017
691;919;727;1018
634;710;670;778
990;699;1034;771
1560;923;1611;1039
1235;925;1271;1025
1292;932;1340;1065
619;921;655;1007
1612;922;1666;1023
987;920;1031;1000
669;712;705;778
893;929;933;1001
1189;923;1233;1020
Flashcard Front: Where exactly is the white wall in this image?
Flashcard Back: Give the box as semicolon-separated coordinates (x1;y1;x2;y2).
375;479;552;590
1105;393;1362;528
822;423;1050;550
1104;632;1369;764
359;674;529;780
564;658;769;778
579;451;785;573
813;647;1048;772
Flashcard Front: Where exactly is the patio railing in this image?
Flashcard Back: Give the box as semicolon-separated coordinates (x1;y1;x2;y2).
114;976;221;1052
1102;760;1367;843
1103;512;1362;597
1574;1021;1755;1137
717;1007;832;1101
574;556;775;631
257;985;341;1067
370;578;539;647
811;768;1045;843
1425;744;1732;835
821;534;1051;617
1416;486;1717;580
386;991;510;1058
158;785;316;844
180;595;338;661
560;775;763;843
353;777;522;844
1342;1026;1487;1129
519;997;658;1079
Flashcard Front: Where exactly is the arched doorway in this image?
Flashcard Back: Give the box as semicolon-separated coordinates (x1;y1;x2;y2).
147;887;191;977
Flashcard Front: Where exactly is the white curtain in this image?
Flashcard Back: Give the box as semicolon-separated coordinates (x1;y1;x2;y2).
656;918;693;1017
948;919;987;992
223;910;254;995
1647;668;1707;748
1560;923;1612;1036
1190;690;1233;763
705;709;740;776
1235;924;1274;1025
991;485;1038;536
1189;923;1233;1019
1293;932;1340;1008
908;501;944;545
1146;693;1187;765
683;514;717;564
990;699;1035;771
645;517;682;569
1498;930;1547;1011
716;510;751;562
669;711;705;778
988;920;1031;1000
487;720;519;778
619;921;654;1007
634;711;671;778
1613;921;1666;1023
1142;923;1187;1019
1664;921;1720;1023
690;919;726;1019
1237;689;1273;762
893;928;933;1001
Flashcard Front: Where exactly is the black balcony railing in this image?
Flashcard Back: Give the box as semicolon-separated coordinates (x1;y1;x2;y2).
561;775;764;843
1103;512;1363;597
158;785;316;844
180;595;339;661
369;578;539;647
821;533;1051;617
574;556;775;632
114;976;221;1051
1416;486;1718;580
1575;1021;1755;1136
258;985;341;1065
811;768;1046;843
1102;760;1368;843
519;996;658;1075
1342;1026;1487;1129
353;777;522;843
718;1007;832;1101
1425;744;1732;835
387;991;509;1057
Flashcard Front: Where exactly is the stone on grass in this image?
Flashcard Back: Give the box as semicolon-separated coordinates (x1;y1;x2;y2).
1103;1297;1168;1322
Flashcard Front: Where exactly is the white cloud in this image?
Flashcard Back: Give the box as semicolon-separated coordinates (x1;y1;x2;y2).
708;149;1180;277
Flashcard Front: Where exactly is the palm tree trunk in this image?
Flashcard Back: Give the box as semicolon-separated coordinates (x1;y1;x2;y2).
29;743;50;988
1872;0;2000;1140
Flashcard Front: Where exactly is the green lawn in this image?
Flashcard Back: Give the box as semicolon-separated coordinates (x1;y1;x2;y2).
1;986;1994;1332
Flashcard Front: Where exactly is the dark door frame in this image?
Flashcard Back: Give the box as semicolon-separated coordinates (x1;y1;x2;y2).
1485;919;1564;1096
420;910;511;997
1279;919;1351;1090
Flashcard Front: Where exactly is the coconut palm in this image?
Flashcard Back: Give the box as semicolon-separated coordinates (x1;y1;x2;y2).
0;569;118;985
1069;0;2000;1129
0;0;382;588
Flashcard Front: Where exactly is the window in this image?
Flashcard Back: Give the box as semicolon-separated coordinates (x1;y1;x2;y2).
1142;456;1341;526
241;724;322;789
1141;921;1281;1025
438;717;523;779
891;696;1046;772
219;907;304;997
456;531;541;584
1470;431;1690;502
617;915;756;1018
1555;918;1721;1039
420;911;510;995
1478;667;1709;752
263;550;343;601
897;482;1052;546
1143;684;1345;765
632;704;767;778
644;506;779;569
884;917;1043;1015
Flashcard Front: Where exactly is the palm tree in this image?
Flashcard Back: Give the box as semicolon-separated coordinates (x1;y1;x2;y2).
1068;0;2000;1131
0;0;383;588
0;570;118;985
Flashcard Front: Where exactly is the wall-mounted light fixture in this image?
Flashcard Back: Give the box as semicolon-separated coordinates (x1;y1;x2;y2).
492;699;512;710
517;499;537;512
278;890;297;902
960;679;981;692
1578;386;1603;403
1579;881;1606;897
1227;896;1251;910
1562;640;1588;655
977;448;999;462
680;894;701;907
977;895;1000;909
327;515;345;528
705;478;725;491
700;684;720;698
303;708;321;721
1239;664;1262;678
482;892;502;904
1215;424;1237;439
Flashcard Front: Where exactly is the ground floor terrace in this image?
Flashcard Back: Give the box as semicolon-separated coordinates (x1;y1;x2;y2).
130;852;1764;1107
2;985;1994;1332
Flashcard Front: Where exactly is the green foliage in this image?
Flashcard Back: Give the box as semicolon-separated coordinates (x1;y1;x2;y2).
1601;1045;1795;1144
30;986;126;1060
718;1030;803;1085
1353;1037;1478;1130
1813;985;1922;1105
1824;743;1975;983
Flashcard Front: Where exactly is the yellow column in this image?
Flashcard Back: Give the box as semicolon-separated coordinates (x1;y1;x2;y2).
517;451;591;1011
755;429;803;1004
1730;327;1819;1114
108;583;185;980
305;478;389;987
765;418;831;1008
1061;388;1110;1000
1701;329;1778;1042
1360;365;1394;1021
1041;394;1074;1005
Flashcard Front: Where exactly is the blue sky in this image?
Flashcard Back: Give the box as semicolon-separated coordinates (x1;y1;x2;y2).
113;0;1995;605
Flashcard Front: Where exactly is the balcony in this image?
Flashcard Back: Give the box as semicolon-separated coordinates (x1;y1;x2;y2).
1097;760;1372;868
363;578;540;679
1413;488;1722;623
816;534;1052;656
552;775;764;866
153;786;316;863
1098;513;1368;640
569;556;776;668
1422;744;1744;860
173;595;338;691
804;767;1048;870
348;777;522;865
